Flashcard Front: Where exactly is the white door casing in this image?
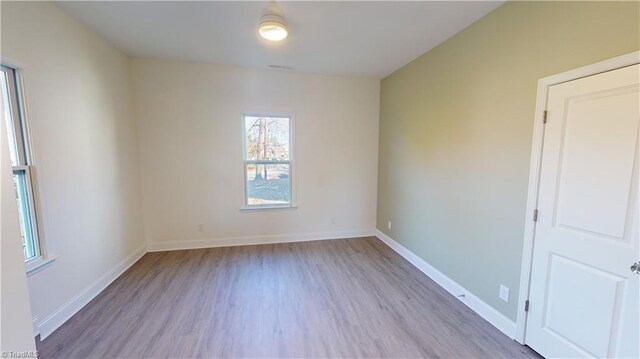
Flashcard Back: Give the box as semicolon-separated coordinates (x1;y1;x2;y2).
524;63;639;358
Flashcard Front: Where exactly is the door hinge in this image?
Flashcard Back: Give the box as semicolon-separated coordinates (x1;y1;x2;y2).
525;300;530;312
533;209;539;222
543;110;548;124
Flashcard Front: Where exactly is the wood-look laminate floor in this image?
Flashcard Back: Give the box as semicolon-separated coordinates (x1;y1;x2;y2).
37;237;540;358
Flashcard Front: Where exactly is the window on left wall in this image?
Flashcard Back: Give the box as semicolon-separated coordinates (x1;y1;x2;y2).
1;65;41;262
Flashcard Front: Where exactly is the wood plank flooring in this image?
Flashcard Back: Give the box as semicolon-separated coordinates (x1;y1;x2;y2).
37;237;540;358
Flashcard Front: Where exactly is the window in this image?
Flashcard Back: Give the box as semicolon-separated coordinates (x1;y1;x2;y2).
243;114;292;208
1;65;41;261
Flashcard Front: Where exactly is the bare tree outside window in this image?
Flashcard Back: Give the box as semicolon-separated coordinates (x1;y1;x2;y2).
244;115;291;206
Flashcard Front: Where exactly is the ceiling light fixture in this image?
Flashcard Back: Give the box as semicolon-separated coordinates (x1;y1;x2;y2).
258;2;288;42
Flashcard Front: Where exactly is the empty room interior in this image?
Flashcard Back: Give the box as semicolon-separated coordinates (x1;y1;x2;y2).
1;1;639;358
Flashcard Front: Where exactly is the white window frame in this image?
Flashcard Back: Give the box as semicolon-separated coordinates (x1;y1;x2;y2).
1;63;55;274
241;112;296;211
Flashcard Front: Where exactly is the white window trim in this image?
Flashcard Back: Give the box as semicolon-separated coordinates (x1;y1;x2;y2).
25;254;58;276
241;112;297;211
2;61;56;274
19;166;57;277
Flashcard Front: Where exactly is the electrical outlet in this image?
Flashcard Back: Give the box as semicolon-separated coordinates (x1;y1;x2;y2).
387;221;392;230
198;224;204;232
330;217;336;224
499;285;510;302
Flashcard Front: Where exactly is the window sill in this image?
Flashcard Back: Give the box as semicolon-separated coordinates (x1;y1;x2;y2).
240;205;298;212
25;254;58;277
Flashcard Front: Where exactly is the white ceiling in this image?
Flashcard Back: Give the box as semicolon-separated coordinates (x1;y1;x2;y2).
56;1;503;79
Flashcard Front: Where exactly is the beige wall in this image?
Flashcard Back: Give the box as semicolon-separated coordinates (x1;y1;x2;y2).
1;117;37;353
377;1;640;321
1;1;145;335
132;59;379;247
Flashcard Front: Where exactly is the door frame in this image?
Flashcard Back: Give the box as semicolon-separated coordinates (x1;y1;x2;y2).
515;50;640;344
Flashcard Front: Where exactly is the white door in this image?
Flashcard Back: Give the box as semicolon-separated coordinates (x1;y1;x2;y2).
526;64;640;358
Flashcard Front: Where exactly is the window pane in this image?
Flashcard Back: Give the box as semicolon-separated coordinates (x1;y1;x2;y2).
1;69;20;167
13;170;37;260
246;163;291;205
245;116;289;161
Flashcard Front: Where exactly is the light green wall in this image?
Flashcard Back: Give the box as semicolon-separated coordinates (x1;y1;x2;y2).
377;1;639;321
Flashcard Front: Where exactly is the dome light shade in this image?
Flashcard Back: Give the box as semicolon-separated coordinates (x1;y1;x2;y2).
258;13;288;41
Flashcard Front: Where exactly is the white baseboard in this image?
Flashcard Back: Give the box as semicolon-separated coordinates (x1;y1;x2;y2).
375;229;517;339
36;244;147;340
146;229;376;252
32;315;39;337
35;230;512;342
